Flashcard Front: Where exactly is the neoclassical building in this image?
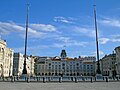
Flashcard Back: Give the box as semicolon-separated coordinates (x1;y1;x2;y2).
0;39;13;77
115;46;120;76
100;53;116;77
35;50;96;76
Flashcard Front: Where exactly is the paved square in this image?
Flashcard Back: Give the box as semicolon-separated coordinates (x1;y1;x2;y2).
0;82;120;90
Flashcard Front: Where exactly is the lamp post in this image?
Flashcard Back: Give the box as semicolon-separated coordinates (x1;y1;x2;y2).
93;5;101;74
22;4;29;75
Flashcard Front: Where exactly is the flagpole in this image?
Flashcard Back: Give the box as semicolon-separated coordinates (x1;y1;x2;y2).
93;5;101;74
22;4;29;75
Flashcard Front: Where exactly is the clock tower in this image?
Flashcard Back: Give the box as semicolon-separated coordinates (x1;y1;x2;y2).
60;50;67;60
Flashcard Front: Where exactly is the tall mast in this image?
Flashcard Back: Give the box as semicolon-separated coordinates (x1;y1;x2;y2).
93;5;101;74
22;4;29;74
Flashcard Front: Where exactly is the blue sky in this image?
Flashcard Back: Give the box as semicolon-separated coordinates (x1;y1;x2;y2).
0;0;120;58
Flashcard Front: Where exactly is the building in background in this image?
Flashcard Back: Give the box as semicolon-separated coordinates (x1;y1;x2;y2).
29;55;36;76
101;53;116;77
35;50;96;76
115;46;120;76
0;39;13;77
13;53;35;76
13;53;23;76
34;56;49;76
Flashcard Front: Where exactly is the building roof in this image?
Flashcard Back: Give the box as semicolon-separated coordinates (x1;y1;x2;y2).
102;53;116;60
115;46;120;50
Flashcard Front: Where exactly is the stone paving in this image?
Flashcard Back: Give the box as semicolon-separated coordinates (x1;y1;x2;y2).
0;82;120;90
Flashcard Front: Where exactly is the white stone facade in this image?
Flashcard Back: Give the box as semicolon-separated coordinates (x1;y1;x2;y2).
0;40;13;77
35;55;96;76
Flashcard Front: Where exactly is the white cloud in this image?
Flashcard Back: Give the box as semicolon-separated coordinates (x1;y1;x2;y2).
92;50;104;59
99;35;120;45
99;17;120;28
13;47;24;53
111;34;120;42
73;26;96;37
30;24;56;32
13;45;50;55
52;43;64;48
56;36;70;43
99;38;110;44
52;42;88;48
0;21;89;47
54;16;74;24
112;39;120;42
0;22;56;39
28;28;45;38
14;39;88;55
112;38;120;42
99;50;104;56
54;36;88;47
0;22;24;34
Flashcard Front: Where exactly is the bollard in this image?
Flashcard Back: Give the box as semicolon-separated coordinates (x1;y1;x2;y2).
39;77;40;81
91;77;93;83
14;77;16;82
75;77;78;83
94;77;96;81
105;77;108;82
11;76;14;82
68;77;70;80
43;77;46;83
7;77;8;81
37;77;39;81
71;77;73;81
103;77;104;80
17;76;19;80
113;77;115;80
59;77;62;83
116;77;119;81
48;77;51;82
82;77;85;81
2;77;4;81
24;77;26;81
27;77;30;83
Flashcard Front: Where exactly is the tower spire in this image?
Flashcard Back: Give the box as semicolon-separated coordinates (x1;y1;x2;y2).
93;4;101;74
22;4;29;74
